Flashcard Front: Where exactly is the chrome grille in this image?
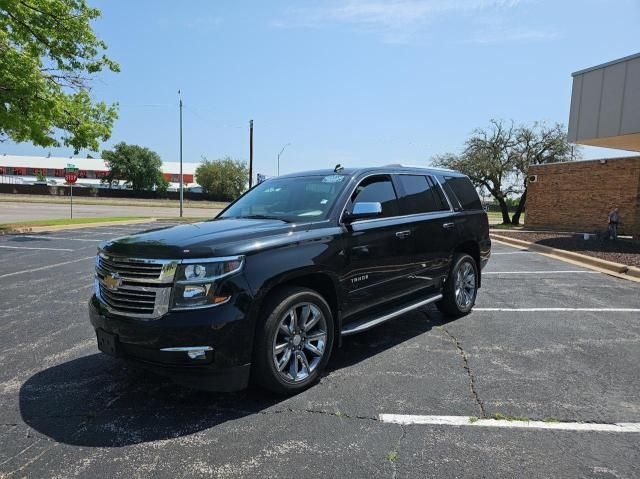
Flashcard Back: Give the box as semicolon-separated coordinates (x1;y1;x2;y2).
96;254;169;282
95;253;177;319
99;283;156;315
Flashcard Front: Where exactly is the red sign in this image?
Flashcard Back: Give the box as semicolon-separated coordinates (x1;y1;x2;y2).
65;172;78;184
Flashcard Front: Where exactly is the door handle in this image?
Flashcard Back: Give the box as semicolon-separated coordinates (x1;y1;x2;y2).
395;230;411;239
442;222;455;230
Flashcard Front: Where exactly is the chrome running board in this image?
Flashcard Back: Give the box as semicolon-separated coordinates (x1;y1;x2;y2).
341;294;443;336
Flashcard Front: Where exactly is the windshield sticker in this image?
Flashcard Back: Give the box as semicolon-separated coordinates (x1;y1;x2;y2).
322;175;345;183
320;199;328;204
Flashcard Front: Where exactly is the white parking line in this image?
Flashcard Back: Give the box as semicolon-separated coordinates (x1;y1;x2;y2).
474;308;640;312
0;256;94;279
13;235;102;242
91;227;148;232
0;245;74;252
483;270;598;275
492;251;534;255
378;415;640;433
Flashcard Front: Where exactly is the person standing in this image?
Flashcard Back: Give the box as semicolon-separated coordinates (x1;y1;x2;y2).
608;207;620;240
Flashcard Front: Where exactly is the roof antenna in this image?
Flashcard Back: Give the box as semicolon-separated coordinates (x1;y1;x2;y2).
334;164;344;173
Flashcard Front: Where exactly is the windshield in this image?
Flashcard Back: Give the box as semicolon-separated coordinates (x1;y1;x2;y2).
219;174;348;222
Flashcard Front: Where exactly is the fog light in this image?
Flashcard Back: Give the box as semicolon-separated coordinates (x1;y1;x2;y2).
161;346;213;360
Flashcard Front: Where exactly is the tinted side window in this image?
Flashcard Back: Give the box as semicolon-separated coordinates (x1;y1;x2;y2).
350;176;399;218
427;176;450;211
445;176;482;210
396;175;446;215
435;175;482;211
435;175;462;211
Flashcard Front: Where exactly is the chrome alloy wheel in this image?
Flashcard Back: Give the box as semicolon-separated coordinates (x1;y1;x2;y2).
272;302;328;382
454;261;476;309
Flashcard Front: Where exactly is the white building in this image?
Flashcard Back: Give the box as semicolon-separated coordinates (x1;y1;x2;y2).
0;154;199;190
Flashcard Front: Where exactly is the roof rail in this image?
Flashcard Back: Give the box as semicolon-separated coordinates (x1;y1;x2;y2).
384;163;456;173
383;163;427;169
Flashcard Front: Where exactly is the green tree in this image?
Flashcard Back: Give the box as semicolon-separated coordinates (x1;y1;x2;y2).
0;0;119;153
102;142;168;191
196;156;249;201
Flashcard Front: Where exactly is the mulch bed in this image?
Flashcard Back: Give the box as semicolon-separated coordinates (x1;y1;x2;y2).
494;231;640;268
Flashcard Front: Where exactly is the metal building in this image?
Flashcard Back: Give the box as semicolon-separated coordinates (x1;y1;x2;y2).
568;52;640;152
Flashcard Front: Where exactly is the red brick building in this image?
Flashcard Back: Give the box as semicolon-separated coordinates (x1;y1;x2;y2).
525;53;640;238
525;156;640;237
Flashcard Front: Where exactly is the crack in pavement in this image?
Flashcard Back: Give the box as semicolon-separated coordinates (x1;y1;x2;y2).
439;326;487;418
389;423;406;479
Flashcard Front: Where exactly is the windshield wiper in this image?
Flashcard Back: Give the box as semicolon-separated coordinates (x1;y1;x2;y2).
233;214;292;223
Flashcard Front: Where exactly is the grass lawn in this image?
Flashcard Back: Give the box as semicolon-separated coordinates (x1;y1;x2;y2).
0;216;148;232
0;216;203;234
486;211;525;225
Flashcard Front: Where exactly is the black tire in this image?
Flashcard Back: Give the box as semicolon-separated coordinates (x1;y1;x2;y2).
437;253;479;317
252;286;334;395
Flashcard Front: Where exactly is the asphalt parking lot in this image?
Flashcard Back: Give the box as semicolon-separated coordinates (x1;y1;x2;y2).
0;222;639;478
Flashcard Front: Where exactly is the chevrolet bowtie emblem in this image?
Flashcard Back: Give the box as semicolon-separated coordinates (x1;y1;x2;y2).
104;273;122;291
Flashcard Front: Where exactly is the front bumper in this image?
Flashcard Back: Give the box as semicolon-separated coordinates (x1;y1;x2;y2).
88;293;254;392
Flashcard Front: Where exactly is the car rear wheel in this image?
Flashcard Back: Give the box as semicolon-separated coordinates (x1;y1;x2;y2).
253;286;334;394
437;253;478;317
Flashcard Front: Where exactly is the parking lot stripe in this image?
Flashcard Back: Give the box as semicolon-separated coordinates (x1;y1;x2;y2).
474;308;640;312
0;256;94;279
492;251;534;255
12;235;102;242
0;245;74;252
483;270;599;275
378;415;640;432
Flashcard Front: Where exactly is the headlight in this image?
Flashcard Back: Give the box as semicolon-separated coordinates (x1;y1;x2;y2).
171;256;244;310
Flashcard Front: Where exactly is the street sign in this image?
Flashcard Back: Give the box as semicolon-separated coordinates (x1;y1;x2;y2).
64;171;78;184
64;164;79;218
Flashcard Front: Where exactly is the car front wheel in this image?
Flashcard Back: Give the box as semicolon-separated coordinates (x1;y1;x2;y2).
253;286;334;394
437;253;478;317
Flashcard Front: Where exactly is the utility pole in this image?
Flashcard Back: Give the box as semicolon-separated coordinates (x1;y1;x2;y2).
277;143;290;176
249;120;254;188
178;90;183;217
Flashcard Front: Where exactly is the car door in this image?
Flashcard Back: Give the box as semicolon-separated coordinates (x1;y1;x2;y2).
391;173;457;294
340;174;414;317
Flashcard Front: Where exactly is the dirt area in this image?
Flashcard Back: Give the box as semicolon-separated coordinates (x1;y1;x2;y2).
495;231;640;267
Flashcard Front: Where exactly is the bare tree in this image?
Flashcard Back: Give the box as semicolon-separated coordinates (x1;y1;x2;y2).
433;120;520;224
433;120;577;225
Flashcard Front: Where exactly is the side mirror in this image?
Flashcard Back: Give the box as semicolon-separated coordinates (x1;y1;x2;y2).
344;202;382;223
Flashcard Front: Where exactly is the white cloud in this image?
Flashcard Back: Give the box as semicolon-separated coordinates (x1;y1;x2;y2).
325;0;521;28
273;0;556;45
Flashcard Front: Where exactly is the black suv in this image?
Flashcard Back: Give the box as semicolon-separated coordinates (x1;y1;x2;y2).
89;165;490;394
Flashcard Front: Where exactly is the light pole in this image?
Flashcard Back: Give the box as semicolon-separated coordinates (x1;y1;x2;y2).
249;120;254;188
277;143;291;176
178;90;183;217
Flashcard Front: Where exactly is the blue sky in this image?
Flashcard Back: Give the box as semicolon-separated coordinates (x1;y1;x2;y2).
5;0;640;175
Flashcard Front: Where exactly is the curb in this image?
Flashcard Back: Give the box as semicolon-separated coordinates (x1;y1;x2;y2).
490;233;640;283
1;218;159;234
